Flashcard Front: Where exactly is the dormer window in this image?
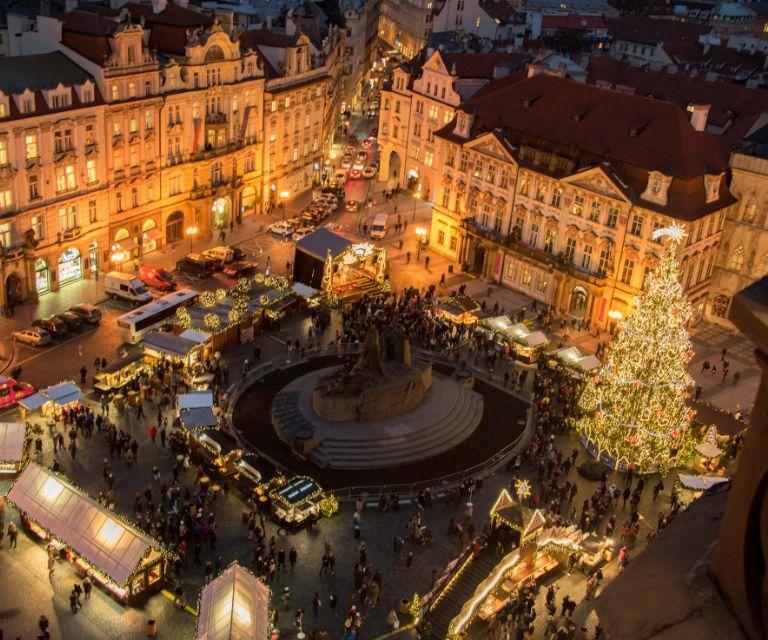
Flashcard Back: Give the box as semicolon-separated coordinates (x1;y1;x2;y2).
83;88;93;103
22;98;34;114
704;173;722;204
650;177;661;195
51;92;71;109
641;171;671;205
127;47;136;64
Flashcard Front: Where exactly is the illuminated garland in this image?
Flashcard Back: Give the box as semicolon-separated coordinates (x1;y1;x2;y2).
214;288;227;301
176;307;191;329
200;291;216;307
409;593;421;620
574;233;696;474
203;313;220;330
319;494;339;517
237;278;252;294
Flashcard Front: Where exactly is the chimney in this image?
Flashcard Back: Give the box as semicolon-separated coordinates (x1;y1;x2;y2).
527;62;546;78
65;0;77;12
690;104;710;132
152;0;166;12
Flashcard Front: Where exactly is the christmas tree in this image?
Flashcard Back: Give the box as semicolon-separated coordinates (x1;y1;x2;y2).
576;226;697;474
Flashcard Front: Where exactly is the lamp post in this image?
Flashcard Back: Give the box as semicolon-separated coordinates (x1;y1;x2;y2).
186;225;198;254
110;248;125;272
412;189;421;222
608;309;622;334
279;189;290;221
415;226;427;262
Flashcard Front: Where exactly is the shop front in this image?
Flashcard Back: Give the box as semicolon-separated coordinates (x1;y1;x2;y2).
35;258;50;295
58;247;82;286
140;220;163;255
7;463;169;604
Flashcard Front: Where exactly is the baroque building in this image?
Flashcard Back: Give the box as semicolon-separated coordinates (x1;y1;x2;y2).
423;72;732;328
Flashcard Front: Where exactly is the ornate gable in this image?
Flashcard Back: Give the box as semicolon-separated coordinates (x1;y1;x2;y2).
563;167;631;203
466;132;515;163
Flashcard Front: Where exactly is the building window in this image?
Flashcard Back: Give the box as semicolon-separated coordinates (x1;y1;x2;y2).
564;237;576;263
597;249;611;276
55;165;76;193
459;153;468;172
589;201;601;222
606;206;618;229
129;146;139;167
169;174;181;196
630;214;644;236
743;198;757;223
544;228;555;253
21;98;34;113
86;159;97;184
581;245;593;270
551;187;562;208
28;174;40;200
572;194;584;216
88;199;97;223
111;84;119;101
0;140;6;165
0;189;11;209
437;228;445;245
449;236;458;251
728;245;744;271
424;151;433;167
528;222;539;246
473;159;483;178
31;214;44;240
131;187;139;208
58;205;76;230
145;110;153;130
428;105;438;120
519;175;529;197
25;134;38;160
410;144;419;159
534;183;547;202
500;169;509;189
446;147;455;168
620;258;634;285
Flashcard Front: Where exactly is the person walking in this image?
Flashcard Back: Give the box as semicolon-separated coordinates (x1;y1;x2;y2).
83;576;92;600
69;590;79;614
7;522;17;548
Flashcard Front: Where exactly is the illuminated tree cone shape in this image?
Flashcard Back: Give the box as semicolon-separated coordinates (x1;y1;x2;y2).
576;229;696;474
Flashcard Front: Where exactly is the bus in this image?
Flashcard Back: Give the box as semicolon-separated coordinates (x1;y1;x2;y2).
117;289;199;344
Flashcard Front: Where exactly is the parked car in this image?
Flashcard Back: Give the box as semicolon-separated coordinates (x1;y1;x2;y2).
0;376;35;410
362;166;376;179
67;303;102;325
203;246;235;267
350;169;362;180
229;246;246;261
345;199;360;212
12;327;51;347
223;261;258;278
292;227;313;241
56;311;83;331
138;265;177;291
175;254;217;277
32;316;68;337
268;221;295;236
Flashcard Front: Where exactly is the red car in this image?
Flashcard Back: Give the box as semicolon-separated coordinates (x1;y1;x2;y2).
0;376;34;410
139;265;177;291
350;169;362;180
345;199;360;211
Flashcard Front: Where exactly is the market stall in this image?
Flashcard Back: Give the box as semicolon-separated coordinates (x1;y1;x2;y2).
234;453;284;505
193;429;244;477
7;463;170;604
436;294;481;325
196;561;271;640
694;441;723;474
142;331;203;368
294;229;387;300
269;476;323;529
18;381;85;423
0;422;28;475
676;473;730;506
292;282;321;308
553;346;602;377
482;316;549;363
93;352;149;395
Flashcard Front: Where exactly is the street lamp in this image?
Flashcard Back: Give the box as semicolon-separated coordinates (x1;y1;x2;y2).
415;226;427;261
110;248;126;272
608;309;623;334
412;189;421;222
279;189;290;221
186;225;198;254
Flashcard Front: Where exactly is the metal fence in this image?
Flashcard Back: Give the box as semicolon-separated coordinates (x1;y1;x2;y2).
222;343;536;502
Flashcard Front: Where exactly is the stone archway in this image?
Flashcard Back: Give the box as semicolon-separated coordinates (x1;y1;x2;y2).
166;211;184;243
5;272;23;306
387;150;401;185
568;285;588;319
471;243;487;275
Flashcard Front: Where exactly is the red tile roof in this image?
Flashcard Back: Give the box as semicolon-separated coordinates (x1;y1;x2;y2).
439;51;527;79
613;15;709;46
239;29;297;49
478;0;520;23
586;56;768;144
440;74;733;219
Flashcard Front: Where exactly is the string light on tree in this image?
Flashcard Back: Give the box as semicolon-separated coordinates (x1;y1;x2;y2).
575;226;696;474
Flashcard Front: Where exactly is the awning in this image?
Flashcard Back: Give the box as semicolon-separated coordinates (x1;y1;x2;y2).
141;228;163;243
695;441;722;458
178;391;214;410
19;392;47;412
180;407;219;432
677;474;729;491
24;381;85;408
196;562;270;640
556;346;583;363
484;315;514;333
292;282;318;298
7;463;165;587
111;239;139;252
0;422;27;463
142;331;200;358
178;328;210;345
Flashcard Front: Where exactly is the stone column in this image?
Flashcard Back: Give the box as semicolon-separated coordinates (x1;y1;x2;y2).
709;276;768;639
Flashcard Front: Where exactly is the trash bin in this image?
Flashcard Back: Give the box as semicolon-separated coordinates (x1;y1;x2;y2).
147;620;157;637
475;475;484;490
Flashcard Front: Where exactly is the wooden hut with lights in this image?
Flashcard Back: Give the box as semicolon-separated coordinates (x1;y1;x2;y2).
7;463;170;604
0;422;29;475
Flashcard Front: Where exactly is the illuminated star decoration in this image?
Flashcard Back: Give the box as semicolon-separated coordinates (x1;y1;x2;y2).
651;223;687;244
515;479;531;501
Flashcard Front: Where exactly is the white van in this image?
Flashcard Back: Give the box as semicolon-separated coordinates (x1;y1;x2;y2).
104;271;153;304
370;213;388;239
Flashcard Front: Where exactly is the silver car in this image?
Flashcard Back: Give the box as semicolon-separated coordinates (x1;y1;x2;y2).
12;327;52;346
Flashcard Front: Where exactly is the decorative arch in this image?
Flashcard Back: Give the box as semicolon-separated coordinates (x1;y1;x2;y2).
204;45;225;62
165;211;185;243
729;245;745;271
114;228;130;242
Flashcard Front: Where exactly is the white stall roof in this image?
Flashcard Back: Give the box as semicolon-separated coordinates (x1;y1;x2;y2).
0;422;26;462
179;328;210;345
196;562;270;640
578;354;602;371
678;474;729;491
292;282;318;298
695;441;723;458
177;391;214;410
556;346;583;363
485;316;514;332
524;331;549;347
7;463;161;586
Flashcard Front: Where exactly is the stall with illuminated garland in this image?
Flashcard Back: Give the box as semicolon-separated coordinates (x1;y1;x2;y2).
675;473;729;506
435;294;481;325
0;422;29;475
174;277;293;353
18;381;85;423
293;229;387;301
93;352;150;395
7;463;171;604
195;561;271;640
141;331;204;368
234;453;284;506
176;391;220;435
268;476;324;528
549;346;601;378
481;316;549;363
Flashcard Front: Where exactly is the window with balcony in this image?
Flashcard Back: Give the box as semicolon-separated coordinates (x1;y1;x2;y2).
0;140;7;165
473;159;483;178
630;214;644;236
499;169;509;189
528;222;539;246
58;205;76;231
55;165;76;193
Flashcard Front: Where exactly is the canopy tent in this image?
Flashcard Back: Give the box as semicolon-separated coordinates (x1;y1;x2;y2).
0;422;27;471
694;441;723;459
555;347;601;372
180;407;219;432
142;332;201;359
19;381;84;412
7;463;166;589
196;562;270;640
178;391;214;410
677;474;729;491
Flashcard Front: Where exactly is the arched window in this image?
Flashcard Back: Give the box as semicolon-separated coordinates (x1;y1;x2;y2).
758;252;768;276
728;245;744;271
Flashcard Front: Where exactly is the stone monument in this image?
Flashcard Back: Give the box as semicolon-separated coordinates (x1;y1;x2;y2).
312;328;432;422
